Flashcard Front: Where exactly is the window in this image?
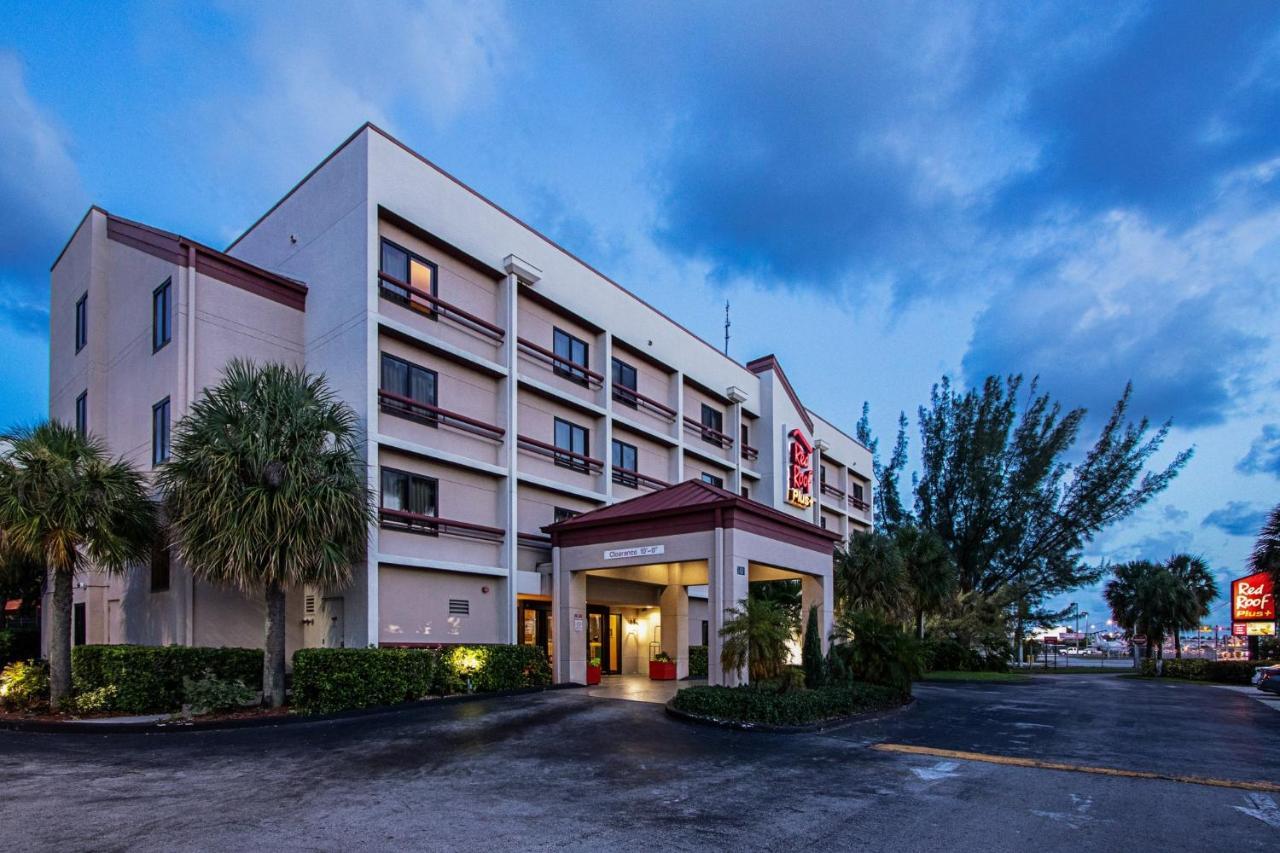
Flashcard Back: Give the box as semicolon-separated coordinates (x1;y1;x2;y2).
552;328;590;385
75;391;87;436
700;472;724;488
553;506;580;524
553;417;590;473
380;468;439;531
702;620;709;646
74;293;87;353
73;602;86;646
821;465;828;486
612;439;638;487
150;539;171;593
740;486;750;499
611;358;638;408
152;278;172;352
700;403;724;447
379;353;438;425
379;238;438;315
151;397;170;465
741;423;750;448
852;482;866;503
820;516;827;529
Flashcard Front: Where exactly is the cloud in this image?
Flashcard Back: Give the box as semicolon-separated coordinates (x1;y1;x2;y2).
1202;501;1270;538
1237;424;1280;478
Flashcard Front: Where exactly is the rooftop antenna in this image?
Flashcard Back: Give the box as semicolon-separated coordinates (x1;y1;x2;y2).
723;299;731;356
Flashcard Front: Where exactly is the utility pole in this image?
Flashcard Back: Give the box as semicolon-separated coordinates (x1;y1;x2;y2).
723;300;731;356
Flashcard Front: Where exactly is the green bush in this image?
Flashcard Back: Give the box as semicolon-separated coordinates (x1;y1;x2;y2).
922;636;1009;672
435;644;552;694
183;671;257;714
672;682;903;726
688;645;708;678
69;685;118;715
828;611;922;696
1147;657;1278;684
292;648;435;715
72;645;263;714
0;659;49;711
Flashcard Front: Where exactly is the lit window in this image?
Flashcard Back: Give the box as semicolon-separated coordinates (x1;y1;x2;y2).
378;238;438;315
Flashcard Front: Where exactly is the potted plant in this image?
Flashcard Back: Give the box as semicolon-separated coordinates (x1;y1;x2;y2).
649;651;677;681
586;656;602;685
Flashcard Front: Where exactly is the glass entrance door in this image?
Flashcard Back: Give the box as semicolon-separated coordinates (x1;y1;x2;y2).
587;605;621;674
518;601;553;662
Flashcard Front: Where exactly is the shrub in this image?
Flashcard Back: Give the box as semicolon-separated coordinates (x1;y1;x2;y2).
0;659;49;711
923;636;982;672
1149;658;1278;684
292;648;435;715
435;644;552;694
672;682;903;726
69;685;118;715
720;598;792;682
72;645;263;714
801;605;824;688
183;671;257;714
688;645;708;678
828;611;923;696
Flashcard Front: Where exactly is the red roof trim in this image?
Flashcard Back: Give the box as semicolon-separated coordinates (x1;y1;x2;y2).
746;354;814;432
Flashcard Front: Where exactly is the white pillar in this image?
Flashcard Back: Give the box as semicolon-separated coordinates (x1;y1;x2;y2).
660;564;690;679
801;574;833;654
708;526;751;686
552;546;587;684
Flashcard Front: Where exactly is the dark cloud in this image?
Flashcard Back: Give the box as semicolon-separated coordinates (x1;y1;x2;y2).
1237;424;1280;478
1202;501;1270;538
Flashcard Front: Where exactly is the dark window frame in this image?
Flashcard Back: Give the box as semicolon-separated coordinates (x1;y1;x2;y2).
74;293;88;353
553;417;590;473
150;539;171;593
552;327;590;386
700;403;725;447
553;506;580;524
151;397;170;466
852;481;866;502
75;391;87;437
611;438;638;487
611;357;638;408
152;278;172;352
379;352;439;427
700;472;724;489
378;237;439;318
379;466;441;534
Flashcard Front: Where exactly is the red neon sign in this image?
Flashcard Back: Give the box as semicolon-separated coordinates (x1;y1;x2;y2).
786;429;814;509
1232;571;1275;622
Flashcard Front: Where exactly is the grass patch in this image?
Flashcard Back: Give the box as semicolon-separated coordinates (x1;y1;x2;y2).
922;670;1030;683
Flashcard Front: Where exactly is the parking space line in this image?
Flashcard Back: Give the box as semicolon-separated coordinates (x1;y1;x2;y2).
872;743;1280;793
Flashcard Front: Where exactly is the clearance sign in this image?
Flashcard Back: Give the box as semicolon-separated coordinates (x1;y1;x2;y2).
786;429;814;509
1232;572;1275;622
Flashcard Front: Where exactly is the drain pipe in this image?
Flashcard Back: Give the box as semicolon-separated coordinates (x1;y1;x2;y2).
184;244;197;646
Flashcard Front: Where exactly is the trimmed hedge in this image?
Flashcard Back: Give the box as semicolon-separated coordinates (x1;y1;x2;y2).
688;645;708;679
1139;657;1277;684
672;683;903;726
71;645;263;714
292;644;552;715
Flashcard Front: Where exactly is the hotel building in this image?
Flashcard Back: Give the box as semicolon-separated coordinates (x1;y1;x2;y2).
47;124;872;685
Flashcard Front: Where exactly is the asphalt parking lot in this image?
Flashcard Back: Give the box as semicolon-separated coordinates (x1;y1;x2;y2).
2;674;1277;851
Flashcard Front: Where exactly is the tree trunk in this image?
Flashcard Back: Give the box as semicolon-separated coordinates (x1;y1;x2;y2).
916;609;926;640
1174;632;1182;659
48;566;73;711
263;582;287;708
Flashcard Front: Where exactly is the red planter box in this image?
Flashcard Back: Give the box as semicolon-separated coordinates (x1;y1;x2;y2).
649;660;677;680
586;664;601;685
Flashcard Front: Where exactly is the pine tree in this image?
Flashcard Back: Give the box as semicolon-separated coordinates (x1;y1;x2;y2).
802;604;824;688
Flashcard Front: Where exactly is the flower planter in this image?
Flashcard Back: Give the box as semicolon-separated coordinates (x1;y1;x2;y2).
649;660;677;681
586;664;602;686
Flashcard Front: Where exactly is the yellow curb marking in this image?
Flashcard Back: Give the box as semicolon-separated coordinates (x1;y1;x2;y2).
872;743;1280;793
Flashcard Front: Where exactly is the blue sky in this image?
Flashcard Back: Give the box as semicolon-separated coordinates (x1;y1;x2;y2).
2;1;1278;630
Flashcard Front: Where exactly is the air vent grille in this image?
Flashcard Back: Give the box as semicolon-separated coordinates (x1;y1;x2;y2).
448;599;470;616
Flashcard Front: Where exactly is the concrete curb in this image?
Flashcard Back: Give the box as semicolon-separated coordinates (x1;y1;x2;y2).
663;695;914;734
0;683;576;735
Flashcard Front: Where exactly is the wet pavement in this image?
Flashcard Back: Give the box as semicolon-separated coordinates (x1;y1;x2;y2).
2;674;1278;851
583;673;705;704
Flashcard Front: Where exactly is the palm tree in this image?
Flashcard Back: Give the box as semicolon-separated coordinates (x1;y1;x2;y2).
157;360;372;707
895;524;955;638
1251;502;1280;584
718;598;792;682
1165;554;1218;659
1104;560;1179;659
834;529;906;618
0;422;155;709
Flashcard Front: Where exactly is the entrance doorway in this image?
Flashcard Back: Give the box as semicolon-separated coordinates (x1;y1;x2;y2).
519;599;553;662
587;605;622;674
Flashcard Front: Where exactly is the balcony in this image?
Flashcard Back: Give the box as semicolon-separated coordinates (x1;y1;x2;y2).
611;466;670;491
611;385;677;422
377;271;505;344
378;390;505;442
848;494;870;512
517;337;603;389
517;434;604;475
740;442;759;463
683;416;734;450
378;507;505;541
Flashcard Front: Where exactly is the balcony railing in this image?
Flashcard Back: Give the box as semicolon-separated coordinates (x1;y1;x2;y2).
516;337;604;389
740;443;759;462
378;390;505;441
683;416;734;449
611;467;670;491
379;507;505;541
848;495;870;512
517;434;604;474
611;385;678;421
377;272;506;343
821;482;846;500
